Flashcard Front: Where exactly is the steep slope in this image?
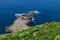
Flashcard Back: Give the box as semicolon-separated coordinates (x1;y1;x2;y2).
0;21;60;40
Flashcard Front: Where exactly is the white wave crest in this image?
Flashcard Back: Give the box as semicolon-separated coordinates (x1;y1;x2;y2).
15;11;40;17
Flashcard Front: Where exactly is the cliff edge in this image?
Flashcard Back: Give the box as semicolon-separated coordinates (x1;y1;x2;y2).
0;21;60;40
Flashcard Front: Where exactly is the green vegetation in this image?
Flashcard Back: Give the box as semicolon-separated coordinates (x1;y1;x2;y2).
0;21;60;40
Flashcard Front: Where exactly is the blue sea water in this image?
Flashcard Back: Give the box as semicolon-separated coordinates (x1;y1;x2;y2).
0;0;60;34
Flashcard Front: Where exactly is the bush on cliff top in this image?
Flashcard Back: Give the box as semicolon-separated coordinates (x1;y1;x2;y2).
0;21;60;40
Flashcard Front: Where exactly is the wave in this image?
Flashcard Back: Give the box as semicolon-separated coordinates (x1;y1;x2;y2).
15;11;40;17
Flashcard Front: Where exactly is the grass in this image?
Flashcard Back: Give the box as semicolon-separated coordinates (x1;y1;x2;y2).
0;21;60;40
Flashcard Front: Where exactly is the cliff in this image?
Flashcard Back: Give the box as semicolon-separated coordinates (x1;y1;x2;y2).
5;11;40;33
0;21;60;40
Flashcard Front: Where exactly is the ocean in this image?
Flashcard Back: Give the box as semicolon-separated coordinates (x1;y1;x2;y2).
0;0;60;34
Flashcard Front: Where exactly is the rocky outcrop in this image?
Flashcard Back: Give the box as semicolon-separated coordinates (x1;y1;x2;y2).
5;11;40;33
